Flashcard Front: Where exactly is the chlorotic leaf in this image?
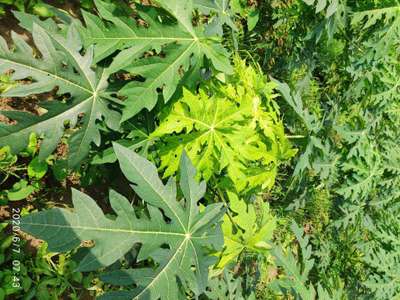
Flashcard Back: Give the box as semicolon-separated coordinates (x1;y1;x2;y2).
27;157;48;180
217;192;276;268
6;180;35;201
153;58;295;193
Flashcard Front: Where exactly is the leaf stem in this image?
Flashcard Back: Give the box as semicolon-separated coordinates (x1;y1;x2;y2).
287;135;306;139
212;177;240;231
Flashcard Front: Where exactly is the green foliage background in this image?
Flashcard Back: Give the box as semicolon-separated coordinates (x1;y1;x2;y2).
0;0;399;299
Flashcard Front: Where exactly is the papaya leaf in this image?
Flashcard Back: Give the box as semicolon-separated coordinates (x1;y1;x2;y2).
351;5;400;62
81;0;232;122
27;157;48;180
271;222;344;299
92;120;154;165
217;192;276;269
20;144;224;300
206;269;255;300
152;58;295;193
271;222;317;299
302;0;340;17
195;0;238;36
0;23;120;168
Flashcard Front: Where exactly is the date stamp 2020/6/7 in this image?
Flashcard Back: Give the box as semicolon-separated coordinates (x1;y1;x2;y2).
10;207;22;289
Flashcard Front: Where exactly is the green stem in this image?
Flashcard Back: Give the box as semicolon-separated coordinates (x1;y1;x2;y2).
212;177;240;231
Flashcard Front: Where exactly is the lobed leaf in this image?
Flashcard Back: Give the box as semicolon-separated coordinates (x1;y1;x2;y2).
152;59;295;193
20;144;224;299
0;23;120;167
81;0;232;122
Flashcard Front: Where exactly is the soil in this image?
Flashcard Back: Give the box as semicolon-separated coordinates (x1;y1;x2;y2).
0;95;44;128
0;98;16;124
0;8;29;44
20;230;44;254
0;205;9;219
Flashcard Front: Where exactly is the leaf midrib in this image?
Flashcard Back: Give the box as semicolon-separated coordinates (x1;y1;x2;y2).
126;153;187;231
23;220;218;241
0;96;94;139
140;40;197;92
70;95;103;162
89;36;196;41
22;221;187;236
0;58;93;94
134;238;188;299
353;6;400;16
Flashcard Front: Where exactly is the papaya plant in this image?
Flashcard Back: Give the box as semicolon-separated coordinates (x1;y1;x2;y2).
1;0;397;298
0;22;120;168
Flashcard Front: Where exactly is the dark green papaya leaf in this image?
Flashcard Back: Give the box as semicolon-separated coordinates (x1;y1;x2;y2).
0;23;120;168
21;144;225;299
81;0;232;121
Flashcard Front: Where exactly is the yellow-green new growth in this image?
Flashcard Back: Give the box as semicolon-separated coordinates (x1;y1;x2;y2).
217;192;276;268
152;58;296;193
